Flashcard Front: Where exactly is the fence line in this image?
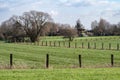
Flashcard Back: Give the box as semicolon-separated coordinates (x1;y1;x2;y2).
15;39;120;51
7;54;116;69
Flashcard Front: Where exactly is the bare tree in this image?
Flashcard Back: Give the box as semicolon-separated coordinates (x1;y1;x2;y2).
47;22;59;36
98;19;106;36
59;24;77;41
91;20;99;36
91;18;120;36
18;11;53;42
0;17;15;41
92;19;111;36
0;16;26;42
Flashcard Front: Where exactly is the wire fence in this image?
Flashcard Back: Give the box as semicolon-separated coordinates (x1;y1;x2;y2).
16;40;120;51
1;53;120;69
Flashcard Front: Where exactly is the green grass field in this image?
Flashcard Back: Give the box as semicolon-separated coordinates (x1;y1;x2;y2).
0;36;120;69
0;68;120;80
38;36;120;50
0;36;120;80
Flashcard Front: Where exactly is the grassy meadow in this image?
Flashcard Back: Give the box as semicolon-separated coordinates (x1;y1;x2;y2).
0;36;120;80
0;68;120;80
0;36;120;68
39;36;120;50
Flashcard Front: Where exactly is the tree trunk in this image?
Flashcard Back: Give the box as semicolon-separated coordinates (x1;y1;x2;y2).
69;37;73;41
30;36;39;42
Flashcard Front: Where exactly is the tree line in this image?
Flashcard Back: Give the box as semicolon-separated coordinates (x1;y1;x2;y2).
0;11;80;42
91;19;120;36
0;10;120;42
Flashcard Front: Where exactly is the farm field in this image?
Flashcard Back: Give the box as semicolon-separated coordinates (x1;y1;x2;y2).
38;36;120;50
1;0;120;79
0;68;120;80
0;36;120;80
0;36;120;69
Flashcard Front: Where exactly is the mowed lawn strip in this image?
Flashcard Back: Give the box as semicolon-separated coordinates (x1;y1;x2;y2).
0;68;120;80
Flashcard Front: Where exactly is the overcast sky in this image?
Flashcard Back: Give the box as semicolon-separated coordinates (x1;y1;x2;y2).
0;0;120;29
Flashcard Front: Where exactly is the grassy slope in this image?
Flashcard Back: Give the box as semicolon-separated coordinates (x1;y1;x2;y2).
0;36;120;80
0;68;120;80
0;37;120;68
40;36;120;49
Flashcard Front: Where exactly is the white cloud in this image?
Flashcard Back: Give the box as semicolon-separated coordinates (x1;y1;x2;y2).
59;0;68;3
101;9;120;17
50;10;59;17
31;1;43;7
58;0;120;7
0;0;120;29
0;3;8;9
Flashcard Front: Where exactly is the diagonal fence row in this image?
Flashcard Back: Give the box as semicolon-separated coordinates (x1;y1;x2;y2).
17;41;120;51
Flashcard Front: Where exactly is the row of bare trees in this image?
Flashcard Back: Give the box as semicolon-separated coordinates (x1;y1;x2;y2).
91;19;120;36
0;10;120;42
0;10;78;42
0;11;53;42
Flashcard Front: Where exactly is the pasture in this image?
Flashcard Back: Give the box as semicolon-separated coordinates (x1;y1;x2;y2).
0;36;120;80
39;36;120;50
0;68;120;80
0;36;120;69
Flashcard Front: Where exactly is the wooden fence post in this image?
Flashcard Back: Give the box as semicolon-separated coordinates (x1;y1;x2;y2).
102;43;104;50
46;41;47;46
109;43;111;50
68;41;70;48
94;43;96;49
10;54;13;69
54;41;56;47
111;54;114;67
117;43;119;50
59;41;60;47
75;42;77;48
79;55;81;68
82;42;84;48
46;54;49;68
88;42;90;49
50;41;51;46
